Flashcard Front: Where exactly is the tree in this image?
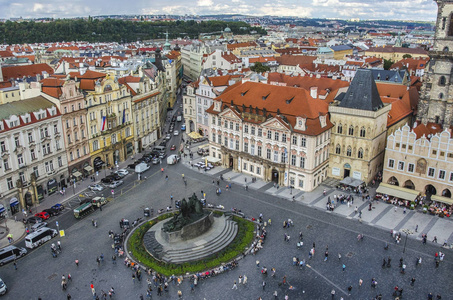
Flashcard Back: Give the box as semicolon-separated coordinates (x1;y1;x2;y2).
402;54;412;59
250;62;270;73
383;59;393;70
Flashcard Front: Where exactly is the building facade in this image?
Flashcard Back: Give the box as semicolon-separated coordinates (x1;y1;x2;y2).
206;81;332;192
183;82;197;133
0;97;68;213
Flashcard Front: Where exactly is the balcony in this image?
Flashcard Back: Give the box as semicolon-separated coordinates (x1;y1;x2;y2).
19;163;27;169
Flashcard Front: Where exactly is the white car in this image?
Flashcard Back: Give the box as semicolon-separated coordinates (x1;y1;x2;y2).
0;278;6;295
89;184;104;192
166;134;171;140
173;130;179;136
31;222;47;232
115;169;129;177
109;180;124;189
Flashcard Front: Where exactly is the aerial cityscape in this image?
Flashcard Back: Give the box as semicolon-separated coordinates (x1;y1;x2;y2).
0;0;452;299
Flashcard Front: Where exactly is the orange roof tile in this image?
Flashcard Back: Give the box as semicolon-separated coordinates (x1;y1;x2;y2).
226;42;257;50
412;122;442;139
1;63;54;81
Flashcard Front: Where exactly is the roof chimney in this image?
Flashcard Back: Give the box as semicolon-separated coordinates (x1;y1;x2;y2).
310;87;318;99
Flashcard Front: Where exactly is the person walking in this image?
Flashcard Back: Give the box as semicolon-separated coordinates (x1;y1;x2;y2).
13;261;17;270
243;275;247;285
262;281;266;290
342;264;346;271
324;251;329;261
75;259;79;267
232;281;238;290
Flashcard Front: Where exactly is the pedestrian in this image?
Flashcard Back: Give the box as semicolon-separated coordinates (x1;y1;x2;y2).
13;261;17;270
415;224;418;232
112;254;116;264
347;285;352;294
410;277;416;286
387;257;392;267
262;281;266;290
67;294;72;300
177;290;182;298
433;236;438;243
100;253;104;262
238;275;242;284
132;273;136;283
331;289;336;299
359;278;363;286
382;258;386;268
338;253;341;260
394;206;397;212
243;275;247;285
75;259;79;266
273;290;278;299
324;251;329;261
232;281;237;290
165;175;168;181
342;264;346;271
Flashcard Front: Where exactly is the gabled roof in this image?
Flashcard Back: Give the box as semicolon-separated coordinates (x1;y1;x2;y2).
68;70;106;80
0;96;56;120
338;69;384;111
275;55;317;66
413;122;442;140
221;52;241;64
40;77;66;98
226;42;257;50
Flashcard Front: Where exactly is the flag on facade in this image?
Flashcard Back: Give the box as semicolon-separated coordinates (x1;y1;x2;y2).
101;116;106;131
122;109;126;124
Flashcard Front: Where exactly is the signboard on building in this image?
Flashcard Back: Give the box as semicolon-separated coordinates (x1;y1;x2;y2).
353;171;362;180
332;167;340;176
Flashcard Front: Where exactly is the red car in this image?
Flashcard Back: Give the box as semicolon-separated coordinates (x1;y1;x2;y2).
170;145;176;151
35;212;50;220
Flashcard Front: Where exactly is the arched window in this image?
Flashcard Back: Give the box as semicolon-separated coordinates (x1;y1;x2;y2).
444;46;449;53
360;127;366;137
348;126;354;136
439;93;444;99
439;76;446;86
335;144;341;154
337;124;343;134
346;146;352;157
358;148;363;159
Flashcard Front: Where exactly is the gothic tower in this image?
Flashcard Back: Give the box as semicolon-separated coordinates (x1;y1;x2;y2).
418;0;453;126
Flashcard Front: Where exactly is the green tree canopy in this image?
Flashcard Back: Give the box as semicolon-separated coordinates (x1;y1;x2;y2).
250;62;270;73
383;59;393;70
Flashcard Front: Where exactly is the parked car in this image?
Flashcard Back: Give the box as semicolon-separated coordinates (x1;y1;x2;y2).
181;124;186;131
89;184;104;192
159;152;167;159
159;141;167;147
0;277;6;295
152;157;161;165
31;222;47;232
170;145;176;151
111;173;122;181
26;216;43;224
116;169;129;177
101;176;114;184
109;180;124;189
127;161;141;169
173;130;179;136
166;134;171;140
42;208;59;217
51;203;64;211
34;212;50;220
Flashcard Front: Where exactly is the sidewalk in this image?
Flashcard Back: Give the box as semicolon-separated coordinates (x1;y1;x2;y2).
184;140;453;248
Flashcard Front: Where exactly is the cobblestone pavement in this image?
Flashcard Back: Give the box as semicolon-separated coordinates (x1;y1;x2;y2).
0;138;452;299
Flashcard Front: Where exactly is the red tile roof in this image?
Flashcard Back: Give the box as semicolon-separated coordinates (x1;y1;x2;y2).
40;77;66;98
1;63;54;81
68;70;106;80
412;122;442;139
227;42;257;50
221;52;241;64
275;55;317;66
268;72;349;92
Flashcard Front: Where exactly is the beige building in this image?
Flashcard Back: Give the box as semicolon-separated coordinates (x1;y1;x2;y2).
382;123;453;205
183;82;197;133
329;69;391;183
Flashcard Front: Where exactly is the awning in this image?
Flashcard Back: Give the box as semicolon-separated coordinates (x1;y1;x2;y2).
84;166;94;172
10;197;19;206
206;156;220;163
72;171;83;177
188;132;203;139
0;204;5;213
431;195;453;206
376;183;420;201
339;177;364;188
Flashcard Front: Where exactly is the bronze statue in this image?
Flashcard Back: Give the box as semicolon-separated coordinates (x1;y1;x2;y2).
162;193;207;232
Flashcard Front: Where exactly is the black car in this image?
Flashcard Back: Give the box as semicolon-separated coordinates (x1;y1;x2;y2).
127;161;141;169
26;216;43;224
51;203;64;211
42;208;59;217
159;141;167;147
101;176;114;184
111;173;122;181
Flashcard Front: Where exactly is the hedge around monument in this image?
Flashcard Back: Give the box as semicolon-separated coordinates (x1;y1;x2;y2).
127;212;255;276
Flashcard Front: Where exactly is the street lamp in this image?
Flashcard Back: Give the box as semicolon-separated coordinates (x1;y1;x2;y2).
401;228;414;253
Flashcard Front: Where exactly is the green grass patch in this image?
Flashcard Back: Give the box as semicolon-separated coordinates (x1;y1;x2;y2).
127;213;255;276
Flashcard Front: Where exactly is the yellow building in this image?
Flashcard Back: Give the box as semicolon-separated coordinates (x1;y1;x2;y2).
70;70;134;171
365;46;429;62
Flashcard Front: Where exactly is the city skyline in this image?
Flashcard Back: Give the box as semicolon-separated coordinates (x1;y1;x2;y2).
0;0;438;22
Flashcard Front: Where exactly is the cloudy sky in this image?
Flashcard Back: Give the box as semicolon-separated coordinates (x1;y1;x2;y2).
0;0;438;21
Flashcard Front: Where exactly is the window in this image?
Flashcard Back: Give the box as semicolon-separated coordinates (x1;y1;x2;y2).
229;122;233;130
273;151;279;162
217;135;221;144
67;134;71;144
54;124;58;134
251;127;255;135
58;156;63;167
439;76;446;86
17;154;24;167
267;130;272;139
274;132;279;141
267;149;271;160
217;118;221;126
299;179;304;188
93;140;99;151
398;161;405;171
28;132;33;143
212;133;216;142
358;148;363;159
291;155;296;166
250;165;254;173
432;150;437;155
428;167;435;177
14;136;20;147
346;147;352;157
258;128;262;137
348;126;354;136
292;136;297;145
281;151;286;163
408;163;414;173
388;159;395;168
33;166;39;178
3;159;9;170
258;146;262;157
224;120;228;128
244;142;249;153
251;144;255;155
236;140;239;150
243;163;247;170
337;124;343;134
236;123;239;131
301;137;306;147
450;172;453;181
224;137;228;146
42;143;51;155
212;117;216;125
257;167;261;175
244;125;249;133
229;139;234;149
360;127;366;137
282;133;286;142
336;144;341;154
300;157;305;168
439;170;446;180
70;152;73;161
0;141;5;152
7;178;13;190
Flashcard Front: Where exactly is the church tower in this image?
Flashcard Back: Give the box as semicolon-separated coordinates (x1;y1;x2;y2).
418;0;453;126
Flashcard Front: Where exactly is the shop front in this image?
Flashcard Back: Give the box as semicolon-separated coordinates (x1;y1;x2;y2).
9;197;19;215
36;185;44;202
126;142;134;157
47;178;58;195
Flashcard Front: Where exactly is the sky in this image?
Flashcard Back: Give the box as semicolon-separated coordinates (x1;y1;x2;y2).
0;0;438;21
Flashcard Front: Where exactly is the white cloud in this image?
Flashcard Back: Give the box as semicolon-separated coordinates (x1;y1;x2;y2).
197;0;213;6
